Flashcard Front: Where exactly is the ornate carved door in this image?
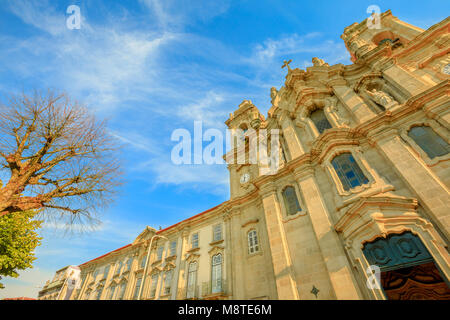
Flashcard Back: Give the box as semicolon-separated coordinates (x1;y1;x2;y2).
363;232;450;300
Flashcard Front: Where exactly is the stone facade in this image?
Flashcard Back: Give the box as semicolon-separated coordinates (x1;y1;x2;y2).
39;10;450;300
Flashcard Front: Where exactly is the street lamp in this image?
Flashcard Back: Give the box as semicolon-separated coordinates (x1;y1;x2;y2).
137;234;168;300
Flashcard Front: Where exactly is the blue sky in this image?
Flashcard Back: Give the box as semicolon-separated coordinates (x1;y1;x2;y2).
0;0;448;298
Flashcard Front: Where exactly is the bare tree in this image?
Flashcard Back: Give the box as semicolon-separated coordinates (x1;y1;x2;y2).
0;90;122;227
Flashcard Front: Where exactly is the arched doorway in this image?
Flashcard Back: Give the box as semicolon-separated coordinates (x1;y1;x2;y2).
363;231;450;300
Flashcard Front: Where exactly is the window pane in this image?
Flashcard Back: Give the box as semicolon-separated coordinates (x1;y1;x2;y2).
310;109;332;134
118;283;126;300
213;224;222;241
133;278;142;299
332;153;369;191
170;241;177;256
248;230;259;254
157;246;164;260
150;275;158;298
187;262;197;299
408;126;450;159
211;254;222;293
192;233;199;248
282;186;301;215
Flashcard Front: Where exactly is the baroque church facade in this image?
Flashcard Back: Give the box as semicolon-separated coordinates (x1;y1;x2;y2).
39;10;450;300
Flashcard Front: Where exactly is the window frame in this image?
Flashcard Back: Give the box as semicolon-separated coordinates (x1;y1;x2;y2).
331;152;370;191
400;121;450;166
108;284;117;300
186;261;198;299
149;274;159;298
309;108;333;135
156;246;164;261
247;229;260;255
211;254;223;294
281;185;302;216
323;148;377;198
212;224;223;242
169;241;177;257
163;269;173;295
133;277;142;300
191;232;199;249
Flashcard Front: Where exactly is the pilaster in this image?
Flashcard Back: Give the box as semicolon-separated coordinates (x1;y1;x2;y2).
260;184;299;299
294;168;362;299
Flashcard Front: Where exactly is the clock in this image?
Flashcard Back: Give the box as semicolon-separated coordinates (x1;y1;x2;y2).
443;63;450;75
240;173;250;184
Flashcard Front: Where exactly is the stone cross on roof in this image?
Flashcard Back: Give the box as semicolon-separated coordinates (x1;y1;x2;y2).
281;59;292;71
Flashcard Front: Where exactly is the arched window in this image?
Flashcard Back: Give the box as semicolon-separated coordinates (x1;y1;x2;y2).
282;186;302;215
408;126;449;159
247;230;260;254
331;153;369;191
186;262;198;299
211;254;223;293
310;109;332;134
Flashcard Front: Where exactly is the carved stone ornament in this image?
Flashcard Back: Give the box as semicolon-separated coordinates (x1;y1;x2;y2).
365;88;397;107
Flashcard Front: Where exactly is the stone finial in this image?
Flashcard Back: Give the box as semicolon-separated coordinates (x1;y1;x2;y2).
312;57;329;67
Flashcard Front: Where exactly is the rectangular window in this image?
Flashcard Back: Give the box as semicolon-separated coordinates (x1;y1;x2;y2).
140;256;146;269
133;277;142;299
169;241;177;256
150;275;158;298
118;283;127;300
108;285;116;300
164;270;173;295
191;233;199;249
115;261;123;275
157;246;164;260
213;224;222;242
103;265;110;279
93;269;99;280
96;287;103;300
125;258;132;272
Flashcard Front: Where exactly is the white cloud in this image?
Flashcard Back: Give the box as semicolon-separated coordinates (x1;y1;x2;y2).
177;91;227;127
7;0;66;36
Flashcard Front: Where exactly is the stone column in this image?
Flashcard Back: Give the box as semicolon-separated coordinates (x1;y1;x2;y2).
279;111;305;160
260;184;299;299
175;230;190;299
171;232;184;299
373;131;450;241
332;83;377;124
229;209;245;299
294;167;362;300
224;212;233;298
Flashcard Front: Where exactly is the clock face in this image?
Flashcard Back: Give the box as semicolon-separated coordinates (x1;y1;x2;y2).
240;173;250;184
443;64;450;75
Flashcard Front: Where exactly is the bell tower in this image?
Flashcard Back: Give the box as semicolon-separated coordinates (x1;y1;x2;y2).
341;9;424;63
224;100;266;199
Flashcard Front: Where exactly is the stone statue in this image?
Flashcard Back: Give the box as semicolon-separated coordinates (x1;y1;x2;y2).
312;57;329;67
365;88;396;107
270;87;278;103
